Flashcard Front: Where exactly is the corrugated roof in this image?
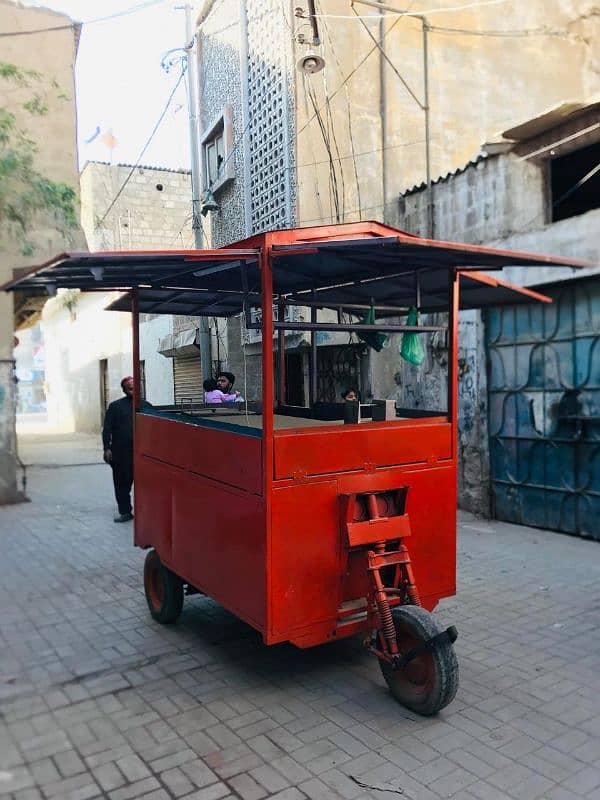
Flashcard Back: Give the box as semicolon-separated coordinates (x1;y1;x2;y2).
401;153;492;197
81;160;191;176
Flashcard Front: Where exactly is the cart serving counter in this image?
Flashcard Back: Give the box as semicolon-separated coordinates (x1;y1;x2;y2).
5;221;586;715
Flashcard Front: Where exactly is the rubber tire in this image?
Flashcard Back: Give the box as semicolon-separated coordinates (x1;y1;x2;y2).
379;605;459;716
143;549;184;624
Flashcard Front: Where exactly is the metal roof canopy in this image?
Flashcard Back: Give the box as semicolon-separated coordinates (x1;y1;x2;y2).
1;235;589;316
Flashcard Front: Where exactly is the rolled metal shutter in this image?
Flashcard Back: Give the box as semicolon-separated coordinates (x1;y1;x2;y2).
173;354;202;405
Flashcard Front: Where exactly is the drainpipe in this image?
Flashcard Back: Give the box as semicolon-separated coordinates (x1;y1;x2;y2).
184;1;212;380
379;8;387;222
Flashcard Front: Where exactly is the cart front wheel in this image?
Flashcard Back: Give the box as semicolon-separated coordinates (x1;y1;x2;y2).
379;605;458;716
143;549;184;624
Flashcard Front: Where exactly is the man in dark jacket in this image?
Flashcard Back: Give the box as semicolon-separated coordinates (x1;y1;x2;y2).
102;376;138;522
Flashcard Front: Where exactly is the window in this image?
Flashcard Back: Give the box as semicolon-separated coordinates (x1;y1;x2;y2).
550;141;600;222
201;105;234;194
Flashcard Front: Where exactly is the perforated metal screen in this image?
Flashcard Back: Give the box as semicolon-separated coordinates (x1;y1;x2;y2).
246;0;294;233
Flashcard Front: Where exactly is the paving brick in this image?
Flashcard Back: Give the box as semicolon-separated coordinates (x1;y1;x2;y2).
90;762;126;792
179;785;231;800
249;763;290;793
228;772;268;800
107;777;160;800
115;753;152;782
2;460;599;800
299;777;345;800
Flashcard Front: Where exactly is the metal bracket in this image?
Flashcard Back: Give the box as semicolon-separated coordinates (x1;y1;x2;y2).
392;625;458;670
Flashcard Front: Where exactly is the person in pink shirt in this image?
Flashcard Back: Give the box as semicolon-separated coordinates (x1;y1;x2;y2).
203;376;243;403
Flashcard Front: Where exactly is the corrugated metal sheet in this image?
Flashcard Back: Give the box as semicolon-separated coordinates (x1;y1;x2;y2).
173;355;202;406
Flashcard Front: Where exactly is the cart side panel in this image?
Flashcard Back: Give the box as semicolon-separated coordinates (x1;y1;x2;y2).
172;472;266;630
274;419;451;479
135;457;266;630
135;455;175;561
270;480;341;637
268;463;456;646
136;412;262;494
338;464;457;606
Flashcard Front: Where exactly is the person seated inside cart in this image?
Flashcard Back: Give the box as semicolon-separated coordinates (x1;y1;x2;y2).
203;375;243;404
216;371;244;402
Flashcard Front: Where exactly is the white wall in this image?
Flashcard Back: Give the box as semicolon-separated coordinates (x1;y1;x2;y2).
42;292;132;433
139;316;174;406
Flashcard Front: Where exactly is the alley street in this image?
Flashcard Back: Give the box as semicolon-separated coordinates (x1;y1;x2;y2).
0;437;599;800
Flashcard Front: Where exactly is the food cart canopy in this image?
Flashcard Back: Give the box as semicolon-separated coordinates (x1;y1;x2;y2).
1;234;589;315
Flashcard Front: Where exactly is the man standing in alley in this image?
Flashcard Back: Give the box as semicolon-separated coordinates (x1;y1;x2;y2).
102;376;139;522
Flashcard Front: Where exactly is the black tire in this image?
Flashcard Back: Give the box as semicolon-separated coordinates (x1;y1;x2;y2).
379;605;459;716
143;549;184;624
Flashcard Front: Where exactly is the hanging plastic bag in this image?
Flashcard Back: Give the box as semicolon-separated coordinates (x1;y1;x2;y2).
400;306;425;365
358;304;387;352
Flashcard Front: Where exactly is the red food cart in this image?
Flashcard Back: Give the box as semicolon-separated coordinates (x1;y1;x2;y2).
5;221;585;715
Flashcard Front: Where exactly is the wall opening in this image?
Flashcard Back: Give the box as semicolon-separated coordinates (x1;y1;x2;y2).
550;140;600;222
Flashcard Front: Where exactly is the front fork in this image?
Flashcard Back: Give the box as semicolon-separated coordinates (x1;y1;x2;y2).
365;540;421;665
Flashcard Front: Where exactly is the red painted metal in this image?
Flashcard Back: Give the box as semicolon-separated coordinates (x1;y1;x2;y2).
12;230;566;660
1;220;585;710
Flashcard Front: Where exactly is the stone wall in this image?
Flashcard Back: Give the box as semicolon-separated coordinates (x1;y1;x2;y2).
81;161;193;250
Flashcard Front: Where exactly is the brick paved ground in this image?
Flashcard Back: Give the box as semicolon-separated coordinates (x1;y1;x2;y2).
0;449;599;800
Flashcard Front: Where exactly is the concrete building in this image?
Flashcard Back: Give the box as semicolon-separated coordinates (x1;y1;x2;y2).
0;0;84;502
41;162;193;432
192;0;598;515
393;101;599;533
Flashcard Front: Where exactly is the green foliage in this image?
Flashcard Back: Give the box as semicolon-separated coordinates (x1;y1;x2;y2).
0;60;77;255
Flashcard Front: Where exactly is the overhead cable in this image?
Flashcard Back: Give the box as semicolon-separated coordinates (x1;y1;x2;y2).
96;67;186;229
310;0;508;20
0;0;166;37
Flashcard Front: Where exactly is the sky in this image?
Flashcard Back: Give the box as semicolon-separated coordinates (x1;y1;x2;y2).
26;0;196;171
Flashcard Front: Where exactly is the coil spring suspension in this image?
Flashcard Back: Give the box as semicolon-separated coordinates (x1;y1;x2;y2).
372;542;400;656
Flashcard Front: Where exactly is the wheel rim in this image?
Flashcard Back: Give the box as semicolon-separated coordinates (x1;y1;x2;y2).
387;620;436;701
145;556;164;611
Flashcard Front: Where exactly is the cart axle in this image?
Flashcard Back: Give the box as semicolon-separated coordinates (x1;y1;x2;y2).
391;625;458;670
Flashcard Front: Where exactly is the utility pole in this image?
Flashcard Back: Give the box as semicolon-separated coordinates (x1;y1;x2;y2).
182;1;212;381
353;0;434;238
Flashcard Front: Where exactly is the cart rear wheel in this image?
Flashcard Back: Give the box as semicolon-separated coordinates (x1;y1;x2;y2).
379;605;458;716
143;550;184;624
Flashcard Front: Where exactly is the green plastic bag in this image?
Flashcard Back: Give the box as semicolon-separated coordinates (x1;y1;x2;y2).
400;306;425;365
358;304;387;352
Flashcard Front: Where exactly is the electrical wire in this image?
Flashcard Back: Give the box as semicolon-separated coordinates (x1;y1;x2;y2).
0;0;167;37
323;70;347;218
96;67;186;229
297;9;406;139
296;138;425;169
318;3;364;219
306;79;342;222
428;25;565;37
309;0;509;20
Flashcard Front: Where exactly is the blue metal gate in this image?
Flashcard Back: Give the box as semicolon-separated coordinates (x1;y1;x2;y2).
485;276;600;539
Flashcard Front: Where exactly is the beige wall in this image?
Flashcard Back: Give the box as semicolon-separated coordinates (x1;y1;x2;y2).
295;0;599;228
0;0;83;502
0;1;83;344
